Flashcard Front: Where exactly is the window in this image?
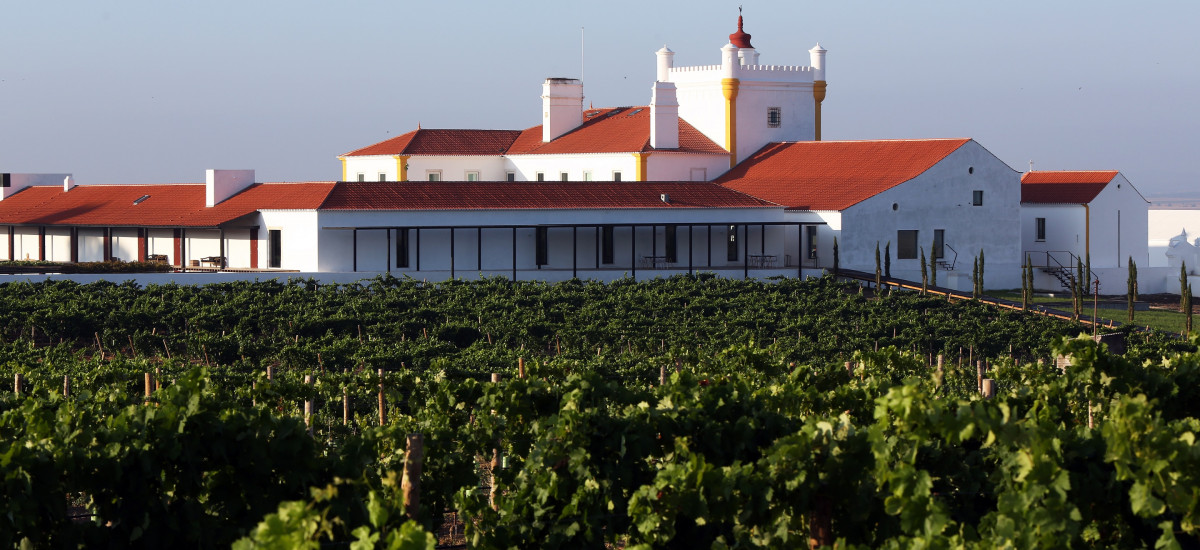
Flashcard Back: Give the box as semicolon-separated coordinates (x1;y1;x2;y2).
665;225;677;263
767;107;782;128
727;225;739;261
972;190;983;206
601;226;614;264
268;229;282;268
560;172;569;181
1035;218;1046;241
378;173;387;182
933;229;945;259
356;173;365;182
897;230;918;259
612;171;622;182
396;229;409;268
535;227;548;266
466;171;479;181
536;172;545;181
806;225;818;259
506;171;516;181
427;171;441;182
583;171;593;181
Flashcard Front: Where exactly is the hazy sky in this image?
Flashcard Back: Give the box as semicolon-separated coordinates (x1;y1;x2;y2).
2;1;1196;195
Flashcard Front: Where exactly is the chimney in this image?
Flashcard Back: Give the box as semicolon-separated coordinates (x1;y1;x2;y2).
650;81;679;149
206;169;255;207
63;176;75;191
542;78;584;142
655;45;675;82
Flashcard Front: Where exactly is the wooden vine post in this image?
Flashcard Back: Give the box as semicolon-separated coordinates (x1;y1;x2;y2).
378;369;386;427
808;493;833;549
489;373;502;510
976;361;984;394
343;386;350;426
981;379;996;399
144;372;155;402
518;357;526;379
13;373;22;396
63;375;70;398
304;374;314;436
402;433;424;519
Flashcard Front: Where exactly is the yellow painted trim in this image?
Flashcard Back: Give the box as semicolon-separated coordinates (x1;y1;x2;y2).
394;155;410;181
633;152;651;181
722;78;739;169
812;80;827;141
338;157;347;181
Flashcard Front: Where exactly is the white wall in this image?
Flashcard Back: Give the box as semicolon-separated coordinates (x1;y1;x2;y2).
838;141;1022;291
1148;209;1200;268
505;153;637;182
1022;204;1086;267
1086;174;1148;269
261;211;322;272
646;153;730;181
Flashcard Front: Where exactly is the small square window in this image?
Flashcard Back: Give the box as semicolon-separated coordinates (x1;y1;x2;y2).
427;171;441;182
506;171;515;182
560;172;569;181
378;173;386;181
583;171;593;181
767;107;782;128
536;172;545;181
612;171;622;182
972;190;983;206
356;173;365;182
466;171;479;181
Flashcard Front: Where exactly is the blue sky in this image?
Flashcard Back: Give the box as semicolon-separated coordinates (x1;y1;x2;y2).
1;1;1196;195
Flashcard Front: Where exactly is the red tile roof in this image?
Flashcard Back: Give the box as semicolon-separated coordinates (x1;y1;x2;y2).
506;107;727;155
343;129;524;157
0;182;335;227
1020;170;1118;204
716;139;971;211
319;181;776;210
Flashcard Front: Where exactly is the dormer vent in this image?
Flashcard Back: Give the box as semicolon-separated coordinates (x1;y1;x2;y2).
660;193;671;203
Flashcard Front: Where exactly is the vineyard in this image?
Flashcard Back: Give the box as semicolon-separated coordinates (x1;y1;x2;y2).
1;275;1198;548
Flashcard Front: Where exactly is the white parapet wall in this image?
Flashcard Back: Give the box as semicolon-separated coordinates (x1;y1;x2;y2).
0;173;72;200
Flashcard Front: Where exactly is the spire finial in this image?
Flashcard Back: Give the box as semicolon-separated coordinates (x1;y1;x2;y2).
729;6;753;48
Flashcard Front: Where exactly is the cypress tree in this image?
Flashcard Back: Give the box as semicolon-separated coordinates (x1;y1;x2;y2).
1181;262;1189;313
884;241;892;279
920;247;928;294
875;242;882;290
833;237;839;275
978;249;985;296
1127;258;1136;323
1187;283;1194;335
930;246;938;289
972;257;979;299
1021;257;1029;311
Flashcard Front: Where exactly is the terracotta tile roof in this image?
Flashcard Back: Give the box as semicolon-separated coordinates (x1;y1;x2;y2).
0;182;335;227
1020;170;1119;204
319;181;776;210
506;107;727;155
343;129;523;157
716;139;971;211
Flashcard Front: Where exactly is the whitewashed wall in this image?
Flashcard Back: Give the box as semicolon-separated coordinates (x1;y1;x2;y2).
646;153;730;181
505;154;637;182
261;211;322;272
1087;174;1148;268
837;141;1022;291
1147;209;1200;268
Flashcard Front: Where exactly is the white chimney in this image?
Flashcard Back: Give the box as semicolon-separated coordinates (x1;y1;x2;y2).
63;176;75;191
542;78;584;142
650;81;679;149
206;169;255;207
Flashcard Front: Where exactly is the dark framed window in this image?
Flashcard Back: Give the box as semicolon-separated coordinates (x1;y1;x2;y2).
506;172;515;182
601;226;614;264
665;225;677;263
727;225;739;261
378;173;386;182
536;172;545;181
612;171;622;182
397;228;409;268
933;229;945;259
560;172;569;181
268;229;282;268
1035;218;1046;241
535;227;548;266
897;230;918;260
767;107;782;128
357;173;365;182
972;190;983;206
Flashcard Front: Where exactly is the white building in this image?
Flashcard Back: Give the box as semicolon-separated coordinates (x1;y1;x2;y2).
717;138;1024;290
1020;170;1149;292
